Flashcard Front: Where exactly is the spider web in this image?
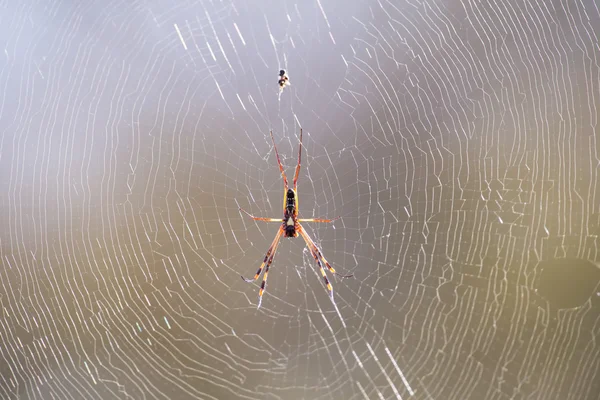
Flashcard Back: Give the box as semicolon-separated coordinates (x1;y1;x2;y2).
1;0;600;399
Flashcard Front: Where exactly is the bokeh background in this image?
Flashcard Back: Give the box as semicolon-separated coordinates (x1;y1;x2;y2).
1;0;599;399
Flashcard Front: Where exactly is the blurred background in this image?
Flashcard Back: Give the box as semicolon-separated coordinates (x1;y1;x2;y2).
1;0;599;399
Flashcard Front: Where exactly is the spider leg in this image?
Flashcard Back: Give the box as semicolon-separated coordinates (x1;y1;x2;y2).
241;227;283;283
293;128;302;190
298;216;341;223
256;234;282;308
239;207;281;222
301;229;334;301
298;224;354;279
270;130;289;189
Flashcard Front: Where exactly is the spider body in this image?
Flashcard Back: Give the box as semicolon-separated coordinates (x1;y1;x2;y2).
278;69;290;90
284;189;298;237
240;129;353;308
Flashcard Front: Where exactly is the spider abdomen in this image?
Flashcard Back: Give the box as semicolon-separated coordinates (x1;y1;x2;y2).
286;189;296;213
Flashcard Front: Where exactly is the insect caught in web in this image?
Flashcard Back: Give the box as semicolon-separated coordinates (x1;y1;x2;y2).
278;69;290;91
240;129;353;308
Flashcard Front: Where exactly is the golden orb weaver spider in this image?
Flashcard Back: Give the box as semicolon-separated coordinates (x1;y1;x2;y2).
240;129;353;308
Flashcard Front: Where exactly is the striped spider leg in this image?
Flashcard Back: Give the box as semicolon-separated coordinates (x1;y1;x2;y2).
297;224;353;301
240;227;284;308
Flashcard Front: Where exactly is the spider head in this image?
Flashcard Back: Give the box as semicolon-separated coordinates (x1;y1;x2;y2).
284;216;297;237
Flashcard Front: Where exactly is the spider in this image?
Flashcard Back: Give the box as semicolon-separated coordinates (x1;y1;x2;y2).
278;69;290;91
240;129;353;308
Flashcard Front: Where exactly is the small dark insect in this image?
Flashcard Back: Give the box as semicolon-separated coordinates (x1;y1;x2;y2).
240;129;353;308
278;69;290;91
